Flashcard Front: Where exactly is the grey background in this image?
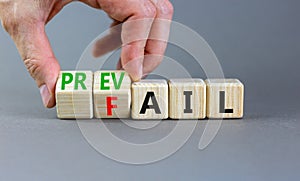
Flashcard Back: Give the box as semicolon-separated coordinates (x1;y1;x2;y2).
0;0;300;180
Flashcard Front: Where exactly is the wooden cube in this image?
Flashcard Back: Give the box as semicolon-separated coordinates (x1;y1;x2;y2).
131;80;168;119
55;71;93;119
169;79;206;119
205;79;244;118
93;71;131;118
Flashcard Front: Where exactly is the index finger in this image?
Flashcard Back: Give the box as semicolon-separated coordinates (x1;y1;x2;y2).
120;3;157;81
143;0;174;76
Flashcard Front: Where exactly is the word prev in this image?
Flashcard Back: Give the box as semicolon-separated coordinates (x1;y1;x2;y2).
55;71;244;119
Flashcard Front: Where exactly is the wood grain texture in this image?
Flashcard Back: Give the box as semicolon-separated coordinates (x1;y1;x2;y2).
55;71;93;119
205;79;244;118
131;79;168;119
169;79;206;119
93;71;131;118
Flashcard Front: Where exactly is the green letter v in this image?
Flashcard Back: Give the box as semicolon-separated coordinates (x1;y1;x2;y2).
111;72;124;90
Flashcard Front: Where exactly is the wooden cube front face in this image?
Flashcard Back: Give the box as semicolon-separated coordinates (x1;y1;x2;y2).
55;71;93;119
206;79;244;118
93;71;131;118
169;79;206;119
131;80;168;119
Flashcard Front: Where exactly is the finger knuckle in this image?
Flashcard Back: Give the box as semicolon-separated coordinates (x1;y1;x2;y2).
126;47;139;61
166;1;174;15
1;18;19;36
1;16;33;39
159;0;174;16
136;2;157;18
24;58;42;80
0;5;40;37
0;5;20;35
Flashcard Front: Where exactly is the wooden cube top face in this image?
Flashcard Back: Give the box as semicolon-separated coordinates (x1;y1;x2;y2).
132;79;168;87
205;79;243;87
131;79;168;119
205;79;244;118
93;71;131;119
169;79;206;119
169;78;205;85
56;71;93;93
93;71;131;93
55;71;93;119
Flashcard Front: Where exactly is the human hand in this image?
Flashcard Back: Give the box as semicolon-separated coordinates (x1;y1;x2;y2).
0;0;173;108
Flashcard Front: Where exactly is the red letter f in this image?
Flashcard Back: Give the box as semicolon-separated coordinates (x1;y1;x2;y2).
106;97;118;116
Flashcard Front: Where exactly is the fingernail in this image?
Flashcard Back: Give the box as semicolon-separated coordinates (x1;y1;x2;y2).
131;62;143;81
39;84;51;107
123;58;143;81
137;62;143;80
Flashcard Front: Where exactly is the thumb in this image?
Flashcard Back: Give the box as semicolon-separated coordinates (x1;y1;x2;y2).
7;22;60;108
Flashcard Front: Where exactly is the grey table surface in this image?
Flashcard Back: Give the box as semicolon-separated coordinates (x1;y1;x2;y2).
0;0;299;180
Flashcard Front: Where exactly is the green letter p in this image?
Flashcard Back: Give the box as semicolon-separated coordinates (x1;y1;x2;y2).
61;73;73;90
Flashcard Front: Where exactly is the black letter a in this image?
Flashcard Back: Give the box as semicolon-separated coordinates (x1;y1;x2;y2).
139;92;161;114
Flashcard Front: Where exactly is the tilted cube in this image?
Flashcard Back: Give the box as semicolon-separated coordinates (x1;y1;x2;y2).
93;71;131;118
